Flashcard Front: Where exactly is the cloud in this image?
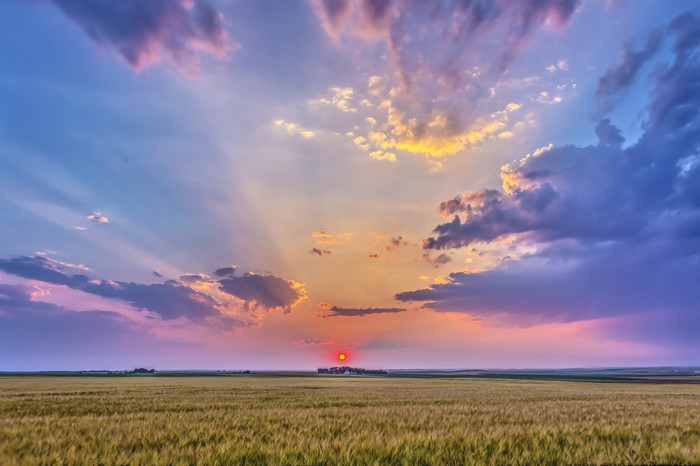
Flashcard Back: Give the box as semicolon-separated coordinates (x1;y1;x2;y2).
400;13;700;331
217;273;306;314
0;256;223;320
87;212;108;223
316;303;406;318
433;253;452;265
0;255;304;321
310;248;331;256
315;87;357;112
295;338;335;346
385;236;407;251
546;60;569;72
312;229;351;245
275;120;316;139
596;28;663;111
309;1;578;160
594;118;625;147
0;282;208;370
311;0;580;91
40;0;232;72
213;266;236;277
354;97;522;159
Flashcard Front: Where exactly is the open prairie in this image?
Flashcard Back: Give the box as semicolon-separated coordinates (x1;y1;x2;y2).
1;375;698;465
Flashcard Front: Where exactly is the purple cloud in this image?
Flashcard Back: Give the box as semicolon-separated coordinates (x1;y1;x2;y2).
0;256;303;321
217;273;305;313
596;28;663;111
87;212;109;223
0;283;209;371
400;12;700;331
311;0;580;91
41;0;232;71
295;338;335;346
316;303;406;318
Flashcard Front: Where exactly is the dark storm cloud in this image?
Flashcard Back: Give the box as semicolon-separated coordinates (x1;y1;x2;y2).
40;0;230;71
316;304;406;318
404;13;700;329
217;273;305;313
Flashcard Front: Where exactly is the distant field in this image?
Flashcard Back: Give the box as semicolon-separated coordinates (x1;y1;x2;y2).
1;376;698;465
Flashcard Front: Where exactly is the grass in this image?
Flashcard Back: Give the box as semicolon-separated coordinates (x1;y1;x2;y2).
0;375;698;464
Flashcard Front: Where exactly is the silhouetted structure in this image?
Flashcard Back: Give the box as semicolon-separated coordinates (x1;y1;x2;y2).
318;366;387;375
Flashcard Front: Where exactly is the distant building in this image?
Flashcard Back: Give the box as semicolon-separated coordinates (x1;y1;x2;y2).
317;366;387;375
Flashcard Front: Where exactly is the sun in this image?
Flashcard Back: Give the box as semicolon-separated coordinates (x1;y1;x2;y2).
338;353;346;361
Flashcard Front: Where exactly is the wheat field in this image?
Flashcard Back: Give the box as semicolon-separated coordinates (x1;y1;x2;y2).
0;375;698;464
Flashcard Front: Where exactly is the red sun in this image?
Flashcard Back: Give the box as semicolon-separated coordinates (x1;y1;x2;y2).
338;353;347;361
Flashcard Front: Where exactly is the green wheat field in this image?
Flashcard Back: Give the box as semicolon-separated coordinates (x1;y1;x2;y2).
1;375;698;465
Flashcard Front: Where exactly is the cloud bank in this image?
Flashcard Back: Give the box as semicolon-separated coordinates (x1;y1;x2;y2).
0;255;305;323
397;13;700;335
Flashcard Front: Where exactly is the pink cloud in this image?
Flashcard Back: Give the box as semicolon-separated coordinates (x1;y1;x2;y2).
44;0;234;72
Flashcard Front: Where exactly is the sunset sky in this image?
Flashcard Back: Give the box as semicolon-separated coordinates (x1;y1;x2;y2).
1;0;698;371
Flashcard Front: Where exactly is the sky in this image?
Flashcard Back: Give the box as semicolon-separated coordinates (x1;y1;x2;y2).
1;0;698;371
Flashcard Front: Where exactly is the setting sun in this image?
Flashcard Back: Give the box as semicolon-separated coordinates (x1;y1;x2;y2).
338;353;346;361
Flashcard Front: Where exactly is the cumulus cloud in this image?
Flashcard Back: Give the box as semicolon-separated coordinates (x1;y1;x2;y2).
217;273;306;314
310;1;577;160
87;212;108;223
275;119;316;139
400;13;700;331
349;95;523;159
316;303;406;318
39;0;232;72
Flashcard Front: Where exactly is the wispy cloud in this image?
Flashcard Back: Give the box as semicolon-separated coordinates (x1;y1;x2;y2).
315;303;406;318
87;212;108;223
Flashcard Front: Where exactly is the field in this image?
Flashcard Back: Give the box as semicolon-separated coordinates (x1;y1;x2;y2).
1;375;698;465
